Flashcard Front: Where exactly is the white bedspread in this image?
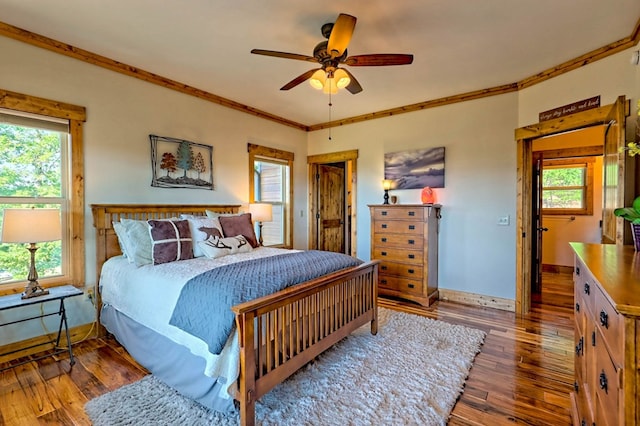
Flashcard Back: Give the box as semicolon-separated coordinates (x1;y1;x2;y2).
99;247;297;400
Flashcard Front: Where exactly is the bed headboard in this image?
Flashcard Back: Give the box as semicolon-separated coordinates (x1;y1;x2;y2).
90;203;240;333
91;204;240;262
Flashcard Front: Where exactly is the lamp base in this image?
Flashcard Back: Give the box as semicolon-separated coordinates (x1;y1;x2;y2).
22;281;49;299
258;222;264;246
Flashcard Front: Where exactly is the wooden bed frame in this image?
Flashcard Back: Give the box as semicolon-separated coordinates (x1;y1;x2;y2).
91;204;379;426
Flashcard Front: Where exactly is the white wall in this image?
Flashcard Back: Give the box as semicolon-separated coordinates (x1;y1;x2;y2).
0;37;307;344
309;94;519;300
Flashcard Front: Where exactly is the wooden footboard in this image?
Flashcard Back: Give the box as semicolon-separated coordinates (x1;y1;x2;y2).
232;260;378;426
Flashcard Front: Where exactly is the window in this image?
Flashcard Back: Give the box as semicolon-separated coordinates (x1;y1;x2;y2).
0;90;85;295
248;143;293;248
541;157;594;215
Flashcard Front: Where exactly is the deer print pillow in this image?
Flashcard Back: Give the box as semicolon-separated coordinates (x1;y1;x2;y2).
198;235;253;259
180;215;224;257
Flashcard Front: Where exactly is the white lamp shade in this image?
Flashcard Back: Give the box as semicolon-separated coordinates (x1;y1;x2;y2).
334;69;351;89
322;77;338;94
1;208;62;243
309;69;327;90
249;203;273;222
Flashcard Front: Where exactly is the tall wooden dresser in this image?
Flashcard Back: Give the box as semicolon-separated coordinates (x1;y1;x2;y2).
570;242;640;426
369;204;441;307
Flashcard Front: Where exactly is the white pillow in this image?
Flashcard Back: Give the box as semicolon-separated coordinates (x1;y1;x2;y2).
205;210;243;219
112;221;131;260
180;215;224;257
120;218;153;266
198;235;253;259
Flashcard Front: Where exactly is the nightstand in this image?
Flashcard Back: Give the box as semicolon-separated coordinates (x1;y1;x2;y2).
0;285;83;371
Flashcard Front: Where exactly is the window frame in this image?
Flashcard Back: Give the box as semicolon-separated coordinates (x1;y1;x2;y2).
248;143;293;248
0;88;85;296
541;157;594;216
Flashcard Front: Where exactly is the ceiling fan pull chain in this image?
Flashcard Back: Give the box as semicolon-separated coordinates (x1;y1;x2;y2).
328;92;332;141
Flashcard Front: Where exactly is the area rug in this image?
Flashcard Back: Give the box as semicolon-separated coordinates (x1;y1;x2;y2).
85;308;485;426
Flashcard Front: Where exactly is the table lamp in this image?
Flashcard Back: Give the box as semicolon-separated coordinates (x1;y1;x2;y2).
249;203;273;246
382;179;393;204
1;208;61;299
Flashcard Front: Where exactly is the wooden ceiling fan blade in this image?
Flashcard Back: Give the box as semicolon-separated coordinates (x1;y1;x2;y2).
344;54;414;66
327;14;356;58
342;69;363;94
251;49;317;63
280;68;321;90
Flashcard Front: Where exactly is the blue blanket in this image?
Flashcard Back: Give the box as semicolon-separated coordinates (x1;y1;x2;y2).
169;250;363;354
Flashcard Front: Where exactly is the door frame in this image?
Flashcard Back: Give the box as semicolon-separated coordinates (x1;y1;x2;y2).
307;150;358;257
514;97;629;315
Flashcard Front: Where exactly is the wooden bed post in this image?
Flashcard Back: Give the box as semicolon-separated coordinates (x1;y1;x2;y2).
237;311;257;426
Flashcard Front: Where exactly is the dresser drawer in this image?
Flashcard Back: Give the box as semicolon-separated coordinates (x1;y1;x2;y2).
379;275;424;295
574;261;596;315
594;328;621;426
372;220;424;235
372;247;423;264
594;286;623;366
372;207;424;221
372;233;424;250
379;262;424;279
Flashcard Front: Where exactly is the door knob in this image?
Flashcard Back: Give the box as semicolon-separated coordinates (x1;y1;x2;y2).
537;227;549;232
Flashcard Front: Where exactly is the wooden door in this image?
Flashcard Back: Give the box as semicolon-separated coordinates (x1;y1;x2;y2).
601;96;627;245
532;152;546;294
317;164;345;253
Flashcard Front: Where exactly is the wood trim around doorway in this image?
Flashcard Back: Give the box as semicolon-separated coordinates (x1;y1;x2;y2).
307;150;358;256
514;97;630;315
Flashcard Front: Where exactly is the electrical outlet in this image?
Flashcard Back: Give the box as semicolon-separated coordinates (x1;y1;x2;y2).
87;288;95;306
497;215;510;226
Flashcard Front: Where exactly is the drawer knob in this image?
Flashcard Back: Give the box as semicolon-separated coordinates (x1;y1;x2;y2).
408;239;415;245
592;330;596;346
599;371;608;393
573;381;579;392
408;283;415;289
381;237;387;242
408;254;415;259
381;251;387;256
407;269;415;274
583;283;590;295
381;265;387;271
576;266;580;276
408;211;415;216
381;211;388;216
575;302;580;312
408;225;415;230
381;279;387;285
599;310;608;328
381;224;387;229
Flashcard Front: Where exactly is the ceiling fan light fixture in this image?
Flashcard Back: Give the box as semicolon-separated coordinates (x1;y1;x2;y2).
322;77;338;94
334;68;350;89
309;69;327;90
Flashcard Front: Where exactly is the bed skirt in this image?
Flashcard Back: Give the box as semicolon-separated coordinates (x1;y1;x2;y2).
100;304;236;413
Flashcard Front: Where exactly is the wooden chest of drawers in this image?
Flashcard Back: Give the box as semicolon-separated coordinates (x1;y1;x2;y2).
369;204;441;307
570;243;640;426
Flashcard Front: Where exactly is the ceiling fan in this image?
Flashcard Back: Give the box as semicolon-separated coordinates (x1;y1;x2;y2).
251;13;413;95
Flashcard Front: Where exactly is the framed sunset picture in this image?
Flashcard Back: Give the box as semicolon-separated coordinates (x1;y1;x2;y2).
384;146;445;189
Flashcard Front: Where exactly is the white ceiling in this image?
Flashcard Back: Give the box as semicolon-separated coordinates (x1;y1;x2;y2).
2;1;639;126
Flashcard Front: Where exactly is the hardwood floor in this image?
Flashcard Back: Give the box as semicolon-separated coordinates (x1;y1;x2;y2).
0;271;574;425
